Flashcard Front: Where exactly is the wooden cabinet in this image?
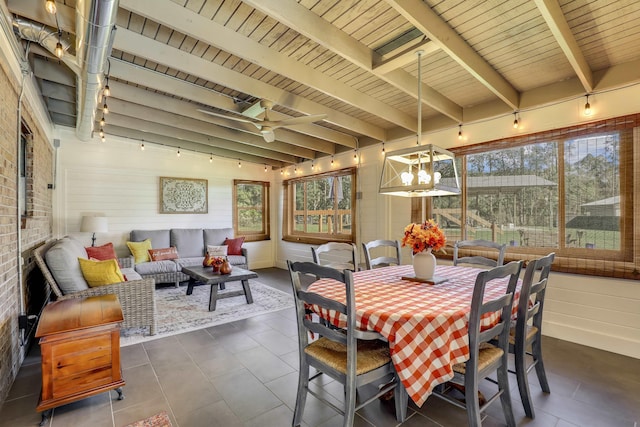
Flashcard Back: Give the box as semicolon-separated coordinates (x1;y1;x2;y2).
35;295;125;423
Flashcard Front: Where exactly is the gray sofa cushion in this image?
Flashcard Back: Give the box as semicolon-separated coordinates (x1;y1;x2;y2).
130;229;170;249
171;228;205;258
121;267;142;281
44;237;89;294
174;257;205;270
204;228;233;248
134;260;178;275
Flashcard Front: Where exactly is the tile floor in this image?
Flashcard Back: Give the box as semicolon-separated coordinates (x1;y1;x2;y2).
1;268;638;427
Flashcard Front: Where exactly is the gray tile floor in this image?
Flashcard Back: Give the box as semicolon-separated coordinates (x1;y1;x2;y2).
1;268;639;427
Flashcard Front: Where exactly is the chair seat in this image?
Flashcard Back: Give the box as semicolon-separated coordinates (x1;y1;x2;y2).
509;325;538;345
305;337;391;375
453;342;504;374
324;262;355;271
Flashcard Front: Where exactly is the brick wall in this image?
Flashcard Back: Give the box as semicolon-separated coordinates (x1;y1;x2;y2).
0;57;53;404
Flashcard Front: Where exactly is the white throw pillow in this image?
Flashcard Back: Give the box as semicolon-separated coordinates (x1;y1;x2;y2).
207;245;228;257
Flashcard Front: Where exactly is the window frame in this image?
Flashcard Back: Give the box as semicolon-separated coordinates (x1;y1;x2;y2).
282;167;357;245
232;179;270;242
433;114;637;279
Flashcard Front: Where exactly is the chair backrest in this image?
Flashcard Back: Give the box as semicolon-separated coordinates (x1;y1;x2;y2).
467;261;523;365
311;242;357;271
361;239;401;270
453;239;507;267
516;253;555;337
287;261;358;364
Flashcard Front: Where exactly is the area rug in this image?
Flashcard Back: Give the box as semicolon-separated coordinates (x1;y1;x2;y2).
120;280;294;346
124;410;172;427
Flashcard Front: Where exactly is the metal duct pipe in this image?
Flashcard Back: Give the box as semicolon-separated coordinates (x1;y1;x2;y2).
12;17;78;74
75;0;118;141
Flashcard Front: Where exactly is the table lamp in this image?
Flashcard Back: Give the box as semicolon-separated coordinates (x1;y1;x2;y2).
80;216;108;247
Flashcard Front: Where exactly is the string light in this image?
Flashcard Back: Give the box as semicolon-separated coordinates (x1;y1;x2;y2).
353;149;358;163
140;142;145;151
294;166;297;174
331;156;334;166
99;116;105;127
99;128;104;138
102;102;109;114
264;164;268;172
45;0;56;14
177;148;181;157
458;124;463;140
311;161;315;171
54;40;63;58
280;168;284;175
100;135;105;143
103;81;110;97
513;112;519;129
584;94;592;115
238;160;242;168
381;142;385;155
210;154;213;163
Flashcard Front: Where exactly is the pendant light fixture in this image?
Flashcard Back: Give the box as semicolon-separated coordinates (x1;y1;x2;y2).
513;112;519;129
379;50;460;197
584;94;592;116
45;0;57;14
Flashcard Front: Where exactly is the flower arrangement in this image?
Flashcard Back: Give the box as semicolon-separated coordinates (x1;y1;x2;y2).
402;219;447;255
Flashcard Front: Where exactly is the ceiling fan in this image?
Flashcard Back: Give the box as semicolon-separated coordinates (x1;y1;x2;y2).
198;99;327;142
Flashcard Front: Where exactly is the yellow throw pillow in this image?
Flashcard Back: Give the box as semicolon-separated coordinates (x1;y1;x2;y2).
127;239;152;264
78;258;125;287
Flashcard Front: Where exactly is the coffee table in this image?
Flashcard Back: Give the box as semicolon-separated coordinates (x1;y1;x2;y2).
182;265;258;311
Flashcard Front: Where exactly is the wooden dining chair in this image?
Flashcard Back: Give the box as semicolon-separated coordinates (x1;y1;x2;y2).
453;239;507;268
432;260;523;427
510;252;555;419
361;239;401;270
287;261;407;427
311;242;358;271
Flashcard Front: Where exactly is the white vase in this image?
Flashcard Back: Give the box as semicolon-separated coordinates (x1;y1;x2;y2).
413;249;436;279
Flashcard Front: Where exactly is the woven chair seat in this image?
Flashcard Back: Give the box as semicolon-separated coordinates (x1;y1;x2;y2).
305;337;391;375
509;324;538;345
453;343;504;375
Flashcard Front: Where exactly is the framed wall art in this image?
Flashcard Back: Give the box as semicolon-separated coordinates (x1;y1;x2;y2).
159;177;208;214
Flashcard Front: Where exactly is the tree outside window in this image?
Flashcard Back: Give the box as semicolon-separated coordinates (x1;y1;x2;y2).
233;180;270;241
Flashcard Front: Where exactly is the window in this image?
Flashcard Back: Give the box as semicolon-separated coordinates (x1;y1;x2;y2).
233;180;270;242
431;114;634;277
283;168;356;244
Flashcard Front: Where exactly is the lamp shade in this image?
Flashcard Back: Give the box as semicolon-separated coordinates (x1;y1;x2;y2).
379;144;461;197
80;216;108;233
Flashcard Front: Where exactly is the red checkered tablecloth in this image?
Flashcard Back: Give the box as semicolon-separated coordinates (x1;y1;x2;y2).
307;264;518;406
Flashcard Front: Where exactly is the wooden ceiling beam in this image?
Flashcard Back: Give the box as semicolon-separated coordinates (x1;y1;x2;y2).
242;0;462;122
119;0;411;133
534;0;593;93
111;29;380;143
108;59;336;154
386;0;520;110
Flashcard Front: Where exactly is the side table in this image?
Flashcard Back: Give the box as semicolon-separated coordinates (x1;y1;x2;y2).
35;294;125;426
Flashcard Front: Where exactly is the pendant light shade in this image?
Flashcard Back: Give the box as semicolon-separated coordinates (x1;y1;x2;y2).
379;51;460;197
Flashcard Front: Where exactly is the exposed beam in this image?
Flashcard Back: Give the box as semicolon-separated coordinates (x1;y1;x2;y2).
108;59;336;153
103;124;284;167
373;38;439;74
386;0;520;110
41;80;76;103
111;31;380;142
119;0;411;133
7;0;75;34
32;57;75;86
534;0;593;93
242;0;462;122
105;94;317;160
104;113;300;164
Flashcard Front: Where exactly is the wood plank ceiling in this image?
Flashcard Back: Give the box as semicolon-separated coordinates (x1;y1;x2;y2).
6;0;640;167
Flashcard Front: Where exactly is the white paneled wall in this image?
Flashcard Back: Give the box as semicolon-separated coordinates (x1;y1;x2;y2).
55;127;275;268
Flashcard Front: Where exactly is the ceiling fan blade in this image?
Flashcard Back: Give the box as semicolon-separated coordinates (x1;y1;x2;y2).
268;114;328;129
197;109;255;125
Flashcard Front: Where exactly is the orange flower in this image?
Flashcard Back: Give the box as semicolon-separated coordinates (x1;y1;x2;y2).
401;219;447;255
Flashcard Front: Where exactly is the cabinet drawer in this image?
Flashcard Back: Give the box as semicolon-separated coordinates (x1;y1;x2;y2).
52;334;112;379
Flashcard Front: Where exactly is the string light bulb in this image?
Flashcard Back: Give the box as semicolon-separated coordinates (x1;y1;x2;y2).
99;116;105;127
177;148;181;157
353;149;358;162
99;128;104;138
140;142;145;151
513;112;519;129
458;124;463;140
210;154;213;163
45;0;56;15
102;102;109;114
100;135;105;143
54;41;63;58
311;161;315;171
381;142;385;155
294;166;297;174
280;168;284;175
264;164;268;172
103;78;110;97
238;160;241;168
331;156;334;166
584;94;592;116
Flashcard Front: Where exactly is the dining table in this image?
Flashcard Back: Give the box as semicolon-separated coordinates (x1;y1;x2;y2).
307;263;520;406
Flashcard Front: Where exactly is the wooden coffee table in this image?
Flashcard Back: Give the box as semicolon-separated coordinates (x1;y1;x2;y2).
183;265;258;311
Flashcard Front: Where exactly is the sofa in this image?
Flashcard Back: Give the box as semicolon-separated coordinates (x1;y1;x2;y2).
34;237;157;335
128;228;248;287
